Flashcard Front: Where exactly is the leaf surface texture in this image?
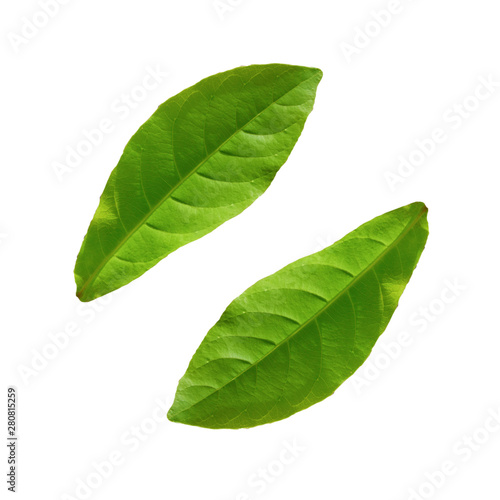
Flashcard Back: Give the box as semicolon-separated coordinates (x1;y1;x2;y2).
75;64;322;301
168;202;429;429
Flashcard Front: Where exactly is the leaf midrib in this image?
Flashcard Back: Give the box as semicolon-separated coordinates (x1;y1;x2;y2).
77;70;320;299
170;205;427;420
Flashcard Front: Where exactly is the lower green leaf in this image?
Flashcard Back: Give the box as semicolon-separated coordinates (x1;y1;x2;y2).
168;202;429;429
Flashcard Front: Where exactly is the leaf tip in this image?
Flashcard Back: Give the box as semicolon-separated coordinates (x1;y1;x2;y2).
417;201;429;213
312;67;323;78
307;66;323;85
166;407;180;424
405;201;428;220
75;285;84;302
414;201;429;222
75;286;89;302
75;285;98;303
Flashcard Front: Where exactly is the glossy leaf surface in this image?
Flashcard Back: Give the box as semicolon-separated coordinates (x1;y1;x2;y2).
168;202;429;429
75;64;322;301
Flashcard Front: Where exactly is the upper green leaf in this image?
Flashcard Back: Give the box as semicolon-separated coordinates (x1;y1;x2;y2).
74;64;322;301
168;202;429;429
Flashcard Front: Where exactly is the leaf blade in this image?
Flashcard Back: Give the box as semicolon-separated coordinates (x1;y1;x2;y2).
75;64;323;301
168;202;429;429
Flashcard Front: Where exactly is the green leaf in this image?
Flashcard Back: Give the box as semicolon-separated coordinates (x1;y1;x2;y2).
74;64;322;301
168;202;429;429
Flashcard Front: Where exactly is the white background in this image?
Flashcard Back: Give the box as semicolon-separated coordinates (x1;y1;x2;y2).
2;0;500;499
